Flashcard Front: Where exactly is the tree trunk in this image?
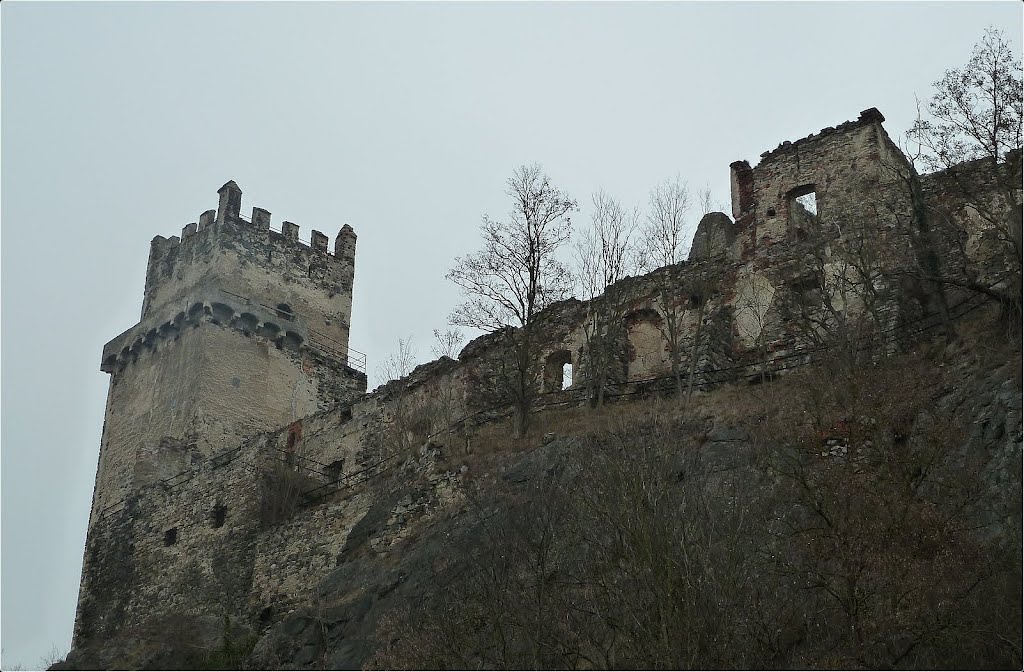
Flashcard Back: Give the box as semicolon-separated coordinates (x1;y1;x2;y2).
685;302;707;399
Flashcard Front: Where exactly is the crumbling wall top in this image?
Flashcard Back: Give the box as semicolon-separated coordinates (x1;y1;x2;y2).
755;108;886;167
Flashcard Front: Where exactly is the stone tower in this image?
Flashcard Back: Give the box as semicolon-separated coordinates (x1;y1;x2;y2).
88;181;367;524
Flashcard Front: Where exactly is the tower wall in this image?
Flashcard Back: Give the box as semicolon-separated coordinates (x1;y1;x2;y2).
88;182;366;524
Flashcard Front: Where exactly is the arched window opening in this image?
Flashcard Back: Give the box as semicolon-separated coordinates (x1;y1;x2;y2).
543;350;573;393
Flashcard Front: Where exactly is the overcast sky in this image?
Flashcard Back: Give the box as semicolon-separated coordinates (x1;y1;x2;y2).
2;1;1020;668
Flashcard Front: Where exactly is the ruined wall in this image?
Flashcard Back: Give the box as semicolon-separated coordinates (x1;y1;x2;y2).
920;149;1023;290
77;399;465;653
729;108;903;256
719;108;933;363
76;433;272;645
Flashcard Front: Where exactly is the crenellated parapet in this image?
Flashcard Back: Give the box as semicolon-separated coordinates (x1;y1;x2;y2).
140;181;358;352
151;180;354;263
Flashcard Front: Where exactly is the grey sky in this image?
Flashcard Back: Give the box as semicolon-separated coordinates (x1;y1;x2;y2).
2;1;1020;667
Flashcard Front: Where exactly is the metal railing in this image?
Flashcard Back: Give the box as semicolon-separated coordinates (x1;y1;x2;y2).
237;213;315;246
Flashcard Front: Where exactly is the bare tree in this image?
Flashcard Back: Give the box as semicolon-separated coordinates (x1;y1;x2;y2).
431;328;465;441
906;27;1023;319
431;328;464;360
911;28;1022;170
755;354;1019;669
573;189;638;407
377;335;416;384
40;645;68;670
778;178;894;368
376;336;418;452
448;164;577;437
640;176;694;396
697;183;729;217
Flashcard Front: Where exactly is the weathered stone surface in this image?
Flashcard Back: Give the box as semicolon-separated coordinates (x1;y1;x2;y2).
689;211;735;261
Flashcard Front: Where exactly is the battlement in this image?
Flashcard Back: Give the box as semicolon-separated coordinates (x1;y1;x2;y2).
148;180;356;266
140;182;358;349
84;181;367;530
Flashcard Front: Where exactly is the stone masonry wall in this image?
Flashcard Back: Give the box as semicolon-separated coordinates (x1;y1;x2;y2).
920;150;1023;290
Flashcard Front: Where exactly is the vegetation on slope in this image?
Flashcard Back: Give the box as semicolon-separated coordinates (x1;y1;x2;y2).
363;309;1021;670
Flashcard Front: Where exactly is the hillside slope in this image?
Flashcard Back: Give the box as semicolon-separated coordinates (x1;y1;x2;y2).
61;305;1021;671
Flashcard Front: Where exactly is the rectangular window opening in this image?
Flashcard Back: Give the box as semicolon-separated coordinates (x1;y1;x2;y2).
788;185;819;237
212;504;227;528
164;527;178;546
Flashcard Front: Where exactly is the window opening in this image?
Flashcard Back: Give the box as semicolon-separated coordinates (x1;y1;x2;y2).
212;503;227;528
795;191;817;215
276;303;294;321
788;184;819;237
327;459;345;483
164;527;178;546
543;350;573;393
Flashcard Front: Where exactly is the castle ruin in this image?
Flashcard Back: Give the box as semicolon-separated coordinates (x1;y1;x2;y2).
71;108;1021;658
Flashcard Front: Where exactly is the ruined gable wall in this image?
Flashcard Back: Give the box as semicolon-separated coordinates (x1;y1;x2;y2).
721;109;931;363
732;108;896;260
